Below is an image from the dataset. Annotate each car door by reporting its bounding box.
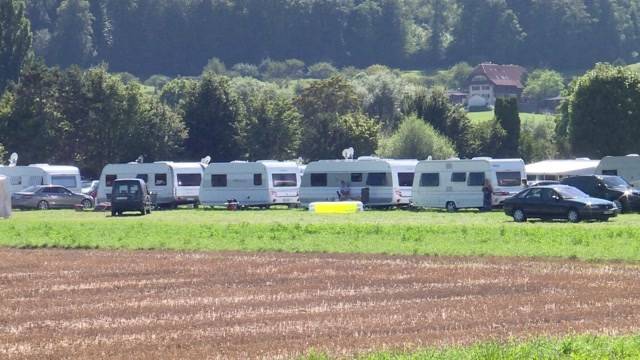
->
[540,188,565,217]
[57,187,76,208]
[43,187,62,208]
[519,188,542,215]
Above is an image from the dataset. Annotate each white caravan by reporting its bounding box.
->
[526,158,599,182]
[199,161,301,207]
[299,157,418,207]
[0,164,82,195]
[412,158,526,210]
[596,154,640,186]
[96,161,205,207]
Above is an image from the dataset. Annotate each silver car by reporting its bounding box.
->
[12,185,94,210]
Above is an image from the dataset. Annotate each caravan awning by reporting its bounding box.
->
[525,160,599,176]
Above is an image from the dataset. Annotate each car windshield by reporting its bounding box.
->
[601,176,630,188]
[556,187,589,199]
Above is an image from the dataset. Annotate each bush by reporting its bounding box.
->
[519,118,558,162]
[202,57,227,75]
[377,115,456,160]
[231,63,260,78]
[307,62,337,79]
[144,74,171,89]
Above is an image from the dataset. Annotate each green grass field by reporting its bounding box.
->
[304,335,640,359]
[467,111,554,124]
[2,209,640,262]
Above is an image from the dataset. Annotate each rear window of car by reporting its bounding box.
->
[420,173,439,187]
[177,173,201,187]
[115,183,141,195]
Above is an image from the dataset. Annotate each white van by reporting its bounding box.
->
[96,161,204,207]
[412,158,525,211]
[596,155,640,186]
[526,158,599,182]
[199,161,301,207]
[299,157,418,207]
[0,164,82,195]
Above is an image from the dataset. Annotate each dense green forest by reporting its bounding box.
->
[23,0,640,77]
[3,0,640,178]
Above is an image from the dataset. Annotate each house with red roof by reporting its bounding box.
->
[466,63,527,108]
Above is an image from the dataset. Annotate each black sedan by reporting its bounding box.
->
[503,185,617,223]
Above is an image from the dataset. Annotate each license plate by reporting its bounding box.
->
[604,210,614,214]
[116,196,128,200]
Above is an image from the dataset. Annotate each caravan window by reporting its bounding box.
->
[211,174,227,187]
[136,174,148,183]
[10,177,22,186]
[253,174,263,186]
[602,169,618,176]
[310,173,327,187]
[467,172,485,186]
[496,172,522,186]
[366,173,388,186]
[29,176,44,186]
[51,175,77,188]
[451,172,466,182]
[397,172,414,187]
[420,173,439,187]
[155,174,167,186]
[351,173,363,182]
[273,173,297,187]
[106,175,117,187]
[177,174,201,187]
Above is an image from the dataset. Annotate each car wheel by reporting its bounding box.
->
[140,209,146,216]
[567,209,581,223]
[38,200,49,210]
[445,201,457,212]
[513,209,527,223]
[81,199,93,210]
[146,208,151,215]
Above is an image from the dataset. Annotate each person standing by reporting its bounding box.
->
[482,178,493,211]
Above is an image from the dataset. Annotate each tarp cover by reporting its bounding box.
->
[0,175,11,218]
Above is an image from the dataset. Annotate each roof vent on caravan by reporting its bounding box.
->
[472,157,492,160]
[136,155,144,164]
[626,154,640,157]
[231,160,248,163]
[575,157,591,160]
[357,156,380,161]
[8,153,18,167]
[342,147,355,160]
[201,155,211,166]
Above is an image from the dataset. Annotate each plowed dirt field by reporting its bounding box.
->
[1,249,640,359]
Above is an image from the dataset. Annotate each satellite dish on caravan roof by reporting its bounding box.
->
[8,153,18,167]
[427,155,433,161]
[201,155,211,166]
[342,147,354,160]
[135,155,144,164]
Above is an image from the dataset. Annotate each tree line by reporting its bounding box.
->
[22,0,640,78]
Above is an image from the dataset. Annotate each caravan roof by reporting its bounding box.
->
[28,164,80,175]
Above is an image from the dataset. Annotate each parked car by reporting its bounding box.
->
[81,180,99,199]
[561,175,640,213]
[110,178,152,216]
[503,185,617,223]
[528,180,560,187]
[11,185,94,210]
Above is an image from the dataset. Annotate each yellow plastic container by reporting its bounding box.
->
[309,201,364,214]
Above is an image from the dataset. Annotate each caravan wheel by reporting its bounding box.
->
[445,201,457,212]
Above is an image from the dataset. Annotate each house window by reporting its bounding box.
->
[451,172,466,182]
[420,173,439,187]
[155,174,167,186]
[482,85,491,90]
[105,175,117,187]
[351,173,363,182]
[310,173,327,187]
[471,85,481,91]
[211,174,227,187]
[253,173,262,186]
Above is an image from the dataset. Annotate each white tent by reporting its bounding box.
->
[0,175,11,218]
[525,159,599,181]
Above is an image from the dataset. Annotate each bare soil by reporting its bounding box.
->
[1,249,640,359]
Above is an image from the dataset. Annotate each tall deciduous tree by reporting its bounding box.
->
[494,96,520,157]
[565,64,640,158]
[182,73,246,161]
[0,0,32,91]
[49,0,95,67]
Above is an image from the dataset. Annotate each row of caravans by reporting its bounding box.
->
[0,162,82,194]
